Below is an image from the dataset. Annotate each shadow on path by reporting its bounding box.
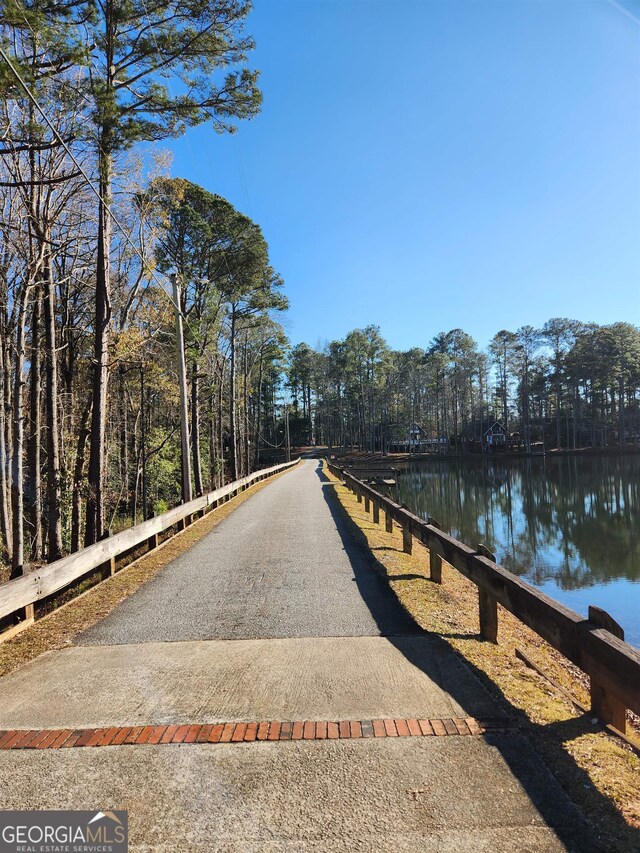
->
[316,462,635,853]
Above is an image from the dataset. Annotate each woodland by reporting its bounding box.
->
[0,1,287,579]
[288,321,640,455]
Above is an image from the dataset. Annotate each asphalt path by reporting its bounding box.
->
[78,459,418,645]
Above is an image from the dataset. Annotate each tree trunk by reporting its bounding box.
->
[191,361,203,496]
[10,282,30,578]
[243,338,249,475]
[71,396,92,553]
[27,285,43,561]
[43,253,63,560]
[229,308,238,480]
[86,144,112,545]
[0,328,11,561]
[218,357,225,486]
[254,350,263,468]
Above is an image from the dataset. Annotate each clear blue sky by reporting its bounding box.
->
[167,0,640,352]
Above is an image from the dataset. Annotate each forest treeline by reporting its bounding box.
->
[287,320,640,453]
[0,2,292,579]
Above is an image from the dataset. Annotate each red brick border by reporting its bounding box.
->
[0,718,512,750]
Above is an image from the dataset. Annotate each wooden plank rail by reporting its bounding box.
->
[326,459,640,732]
[0,459,299,632]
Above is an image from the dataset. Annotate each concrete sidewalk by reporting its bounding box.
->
[0,460,601,852]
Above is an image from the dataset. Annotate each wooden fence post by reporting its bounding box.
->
[401,504,412,554]
[356,486,362,504]
[364,493,370,513]
[101,530,116,577]
[23,565,34,623]
[373,499,380,525]
[588,606,626,732]
[428,518,442,584]
[148,512,158,552]
[385,509,393,533]
[402,525,412,554]
[476,544,498,642]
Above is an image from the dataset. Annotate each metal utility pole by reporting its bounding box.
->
[171,273,193,504]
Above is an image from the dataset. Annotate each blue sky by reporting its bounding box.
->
[168,0,640,352]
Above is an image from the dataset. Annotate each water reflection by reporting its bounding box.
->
[395,454,640,645]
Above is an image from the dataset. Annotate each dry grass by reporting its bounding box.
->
[0,470,291,679]
[324,462,640,853]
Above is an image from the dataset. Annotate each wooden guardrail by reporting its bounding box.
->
[327,459,640,734]
[0,459,300,638]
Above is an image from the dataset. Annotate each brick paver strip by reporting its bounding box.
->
[244,722,259,742]
[159,725,179,744]
[60,731,83,749]
[172,725,190,744]
[0,718,505,750]
[123,726,145,745]
[86,729,107,748]
[443,719,458,736]
[231,723,247,742]
[184,725,202,744]
[14,731,40,749]
[51,729,74,749]
[75,729,97,747]
[418,719,434,736]
[136,726,157,745]
[196,724,213,743]
[39,729,66,749]
[407,719,422,737]
[148,726,167,745]
[0,731,16,749]
[208,724,225,743]
[372,719,386,738]
[220,723,236,743]
[395,719,411,737]
[267,722,281,741]
[98,727,120,747]
[466,718,483,736]
[33,730,54,748]
[279,722,292,741]
[454,718,471,736]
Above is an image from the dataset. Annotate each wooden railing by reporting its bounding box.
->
[327,459,640,734]
[0,459,300,638]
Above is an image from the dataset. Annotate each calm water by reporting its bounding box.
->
[393,454,640,648]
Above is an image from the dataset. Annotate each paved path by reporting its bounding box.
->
[0,460,600,852]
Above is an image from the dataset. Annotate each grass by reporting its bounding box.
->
[0,469,291,679]
[323,462,640,853]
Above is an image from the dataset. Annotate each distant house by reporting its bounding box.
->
[460,420,510,453]
[388,424,446,453]
[484,421,509,450]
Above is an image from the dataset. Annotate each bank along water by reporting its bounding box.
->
[390,453,640,649]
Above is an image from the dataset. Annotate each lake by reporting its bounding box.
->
[392,453,640,648]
